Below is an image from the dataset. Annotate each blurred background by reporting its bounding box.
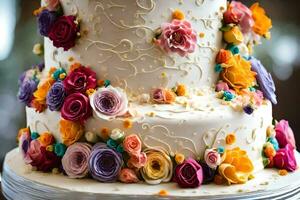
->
[0,0,299,171]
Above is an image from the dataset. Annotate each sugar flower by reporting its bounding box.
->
[63,65,97,94]
[62,142,92,178]
[89,143,123,182]
[223,1,254,34]
[18,79,38,106]
[174,158,203,188]
[59,119,84,146]
[275,120,296,149]
[33,78,55,107]
[61,92,92,123]
[273,144,297,172]
[156,19,197,57]
[250,57,277,104]
[140,148,173,185]
[119,168,140,183]
[123,134,142,156]
[18,128,32,164]
[48,15,80,51]
[223,26,244,45]
[204,149,221,169]
[250,3,272,37]
[46,81,66,111]
[127,152,147,169]
[38,9,58,37]
[44,0,60,11]
[90,86,128,120]
[152,88,176,104]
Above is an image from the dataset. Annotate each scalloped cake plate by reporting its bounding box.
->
[2,148,300,200]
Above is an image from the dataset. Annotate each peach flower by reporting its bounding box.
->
[127,152,147,169]
[123,134,142,156]
[119,168,140,183]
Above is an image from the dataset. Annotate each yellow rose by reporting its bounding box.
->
[223,26,244,45]
[140,148,173,185]
[221,55,256,92]
[33,78,55,105]
[250,3,272,37]
[59,120,84,146]
[218,147,254,184]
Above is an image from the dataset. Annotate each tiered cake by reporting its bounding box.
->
[4,0,298,197]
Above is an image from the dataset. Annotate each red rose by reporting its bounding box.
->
[48,15,79,51]
[61,92,92,124]
[63,66,97,94]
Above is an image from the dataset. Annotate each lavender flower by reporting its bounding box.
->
[90,86,128,120]
[250,57,277,104]
[46,81,66,111]
[18,79,38,106]
[38,9,58,36]
[88,143,123,182]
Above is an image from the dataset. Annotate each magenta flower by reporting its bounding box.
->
[156,19,197,57]
[273,144,297,172]
[174,158,203,188]
[275,120,296,149]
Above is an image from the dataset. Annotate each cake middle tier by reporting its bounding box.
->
[44,0,226,96]
[26,94,272,172]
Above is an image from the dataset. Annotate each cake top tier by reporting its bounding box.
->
[44,0,227,96]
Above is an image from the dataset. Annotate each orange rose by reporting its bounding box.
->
[250,3,272,37]
[218,147,254,184]
[59,119,84,146]
[33,78,55,106]
[39,132,55,147]
[176,84,187,96]
[165,90,176,104]
[216,49,233,64]
[221,55,256,92]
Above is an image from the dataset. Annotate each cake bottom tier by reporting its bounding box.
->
[26,95,273,172]
[2,148,300,200]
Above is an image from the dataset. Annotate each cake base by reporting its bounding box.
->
[2,148,300,200]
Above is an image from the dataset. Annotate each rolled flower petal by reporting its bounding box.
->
[174,158,203,188]
[275,120,296,149]
[62,143,92,178]
[140,148,173,185]
[156,19,197,57]
[90,86,128,120]
[119,168,140,183]
[89,143,123,182]
[273,144,297,172]
[61,92,92,123]
[250,57,277,104]
[204,149,221,169]
[46,81,66,111]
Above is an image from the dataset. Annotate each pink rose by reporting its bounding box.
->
[44,0,60,11]
[223,1,254,34]
[275,120,296,149]
[127,152,147,169]
[118,168,139,183]
[63,66,97,94]
[174,158,203,188]
[26,140,43,165]
[48,16,80,51]
[123,134,142,156]
[273,144,297,172]
[156,19,197,57]
[61,92,92,124]
[216,81,229,92]
[204,149,221,169]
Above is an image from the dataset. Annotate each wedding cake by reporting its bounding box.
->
[3,0,299,199]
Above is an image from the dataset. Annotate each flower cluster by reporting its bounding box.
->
[154,10,197,57]
[262,120,297,172]
[35,0,80,51]
[18,128,65,172]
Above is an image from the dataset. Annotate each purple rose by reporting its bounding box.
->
[90,86,128,120]
[38,9,58,37]
[174,158,203,188]
[200,162,216,184]
[61,92,92,124]
[275,120,296,149]
[88,143,123,182]
[18,79,38,106]
[273,144,297,172]
[250,57,277,104]
[46,81,66,111]
[62,143,92,178]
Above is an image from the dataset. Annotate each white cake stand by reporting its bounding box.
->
[2,148,300,200]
